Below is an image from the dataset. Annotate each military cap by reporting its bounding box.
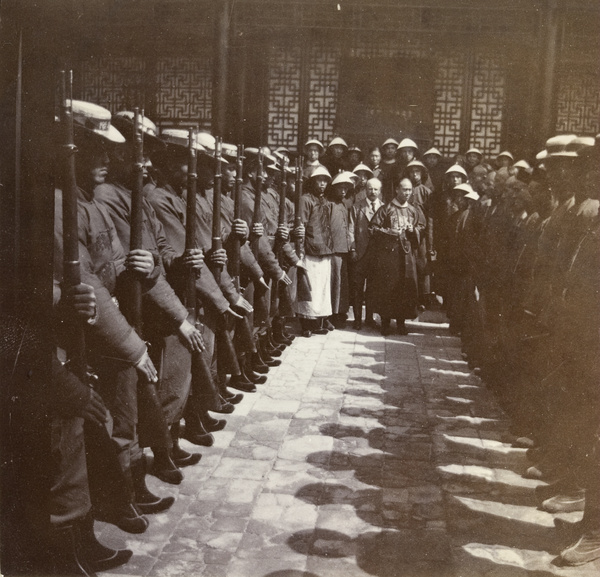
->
[540,134,578,160]
[397,138,418,150]
[331,172,355,186]
[161,128,206,152]
[423,147,442,157]
[328,136,348,149]
[274,146,291,155]
[304,138,325,153]
[560,136,595,157]
[309,165,332,180]
[244,147,276,166]
[454,183,479,201]
[71,100,125,143]
[382,137,399,148]
[406,160,427,171]
[221,142,238,160]
[496,150,514,161]
[513,159,531,170]
[348,145,362,153]
[465,147,483,157]
[352,163,373,176]
[445,164,468,177]
[113,110,164,150]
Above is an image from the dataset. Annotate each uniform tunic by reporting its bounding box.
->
[369,199,423,320]
[329,198,351,315]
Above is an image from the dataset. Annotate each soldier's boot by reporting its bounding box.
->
[252,349,270,374]
[151,447,183,485]
[48,523,96,576]
[131,456,175,515]
[79,513,133,572]
[559,529,600,566]
[258,338,282,367]
[239,353,267,384]
[266,326,287,351]
[171,423,202,468]
[272,317,294,345]
[182,402,216,446]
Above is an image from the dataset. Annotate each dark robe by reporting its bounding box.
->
[368,199,424,320]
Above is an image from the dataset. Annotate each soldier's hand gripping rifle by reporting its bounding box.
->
[130,108,171,442]
[184,129,221,411]
[294,157,312,301]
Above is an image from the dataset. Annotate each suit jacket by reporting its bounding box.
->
[349,197,383,260]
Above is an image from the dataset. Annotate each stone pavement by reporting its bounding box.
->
[99,318,600,577]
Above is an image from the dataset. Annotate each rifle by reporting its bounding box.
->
[251,151,264,259]
[229,144,244,291]
[294,156,312,302]
[185,128,221,411]
[211,137,223,283]
[129,108,171,446]
[59,70,86,379]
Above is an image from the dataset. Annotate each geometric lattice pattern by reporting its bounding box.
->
[156,57,212,129]
[307,43,340,147]
[556,70,600,135]
[468,55,505,158]
[80,57,146,113]
[267,45,301,150]
[433,55,465,156]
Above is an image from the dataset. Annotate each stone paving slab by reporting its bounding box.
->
[100,317,600,577]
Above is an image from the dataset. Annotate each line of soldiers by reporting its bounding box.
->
[442,134,599,567]
[50,100,304,576]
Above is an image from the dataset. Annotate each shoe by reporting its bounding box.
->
[245,370,267,384]
[131,457,175,514]
[353,320,362,330]
[542,490,585,514]
[324,319,335,331]
[559,530,600,566]
[228,376,257,393]
[273,333,293,346]
[95,503,149,534]
[221,387,244,404]
[213,396,235,414]
[313,328,328,335]
[48,523,96,576]
[302,330,312,338]
[535,478,571,503]
[151,449,183,485]
[182,427,215,446]
[80,514,133,572]
[264,357,282,367]
[172,444,202,468]
[513,436,535,449]
[252,353,269,374]
[201,413,227,432]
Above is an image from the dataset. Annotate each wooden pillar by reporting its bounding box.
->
[539,0,561,140]
[212,0,231,138]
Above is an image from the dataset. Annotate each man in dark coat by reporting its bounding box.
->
[369,177,424,335]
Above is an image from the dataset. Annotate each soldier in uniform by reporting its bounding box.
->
[303,138,325,180]
[367,146,382,180]
[379,137,400,204]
